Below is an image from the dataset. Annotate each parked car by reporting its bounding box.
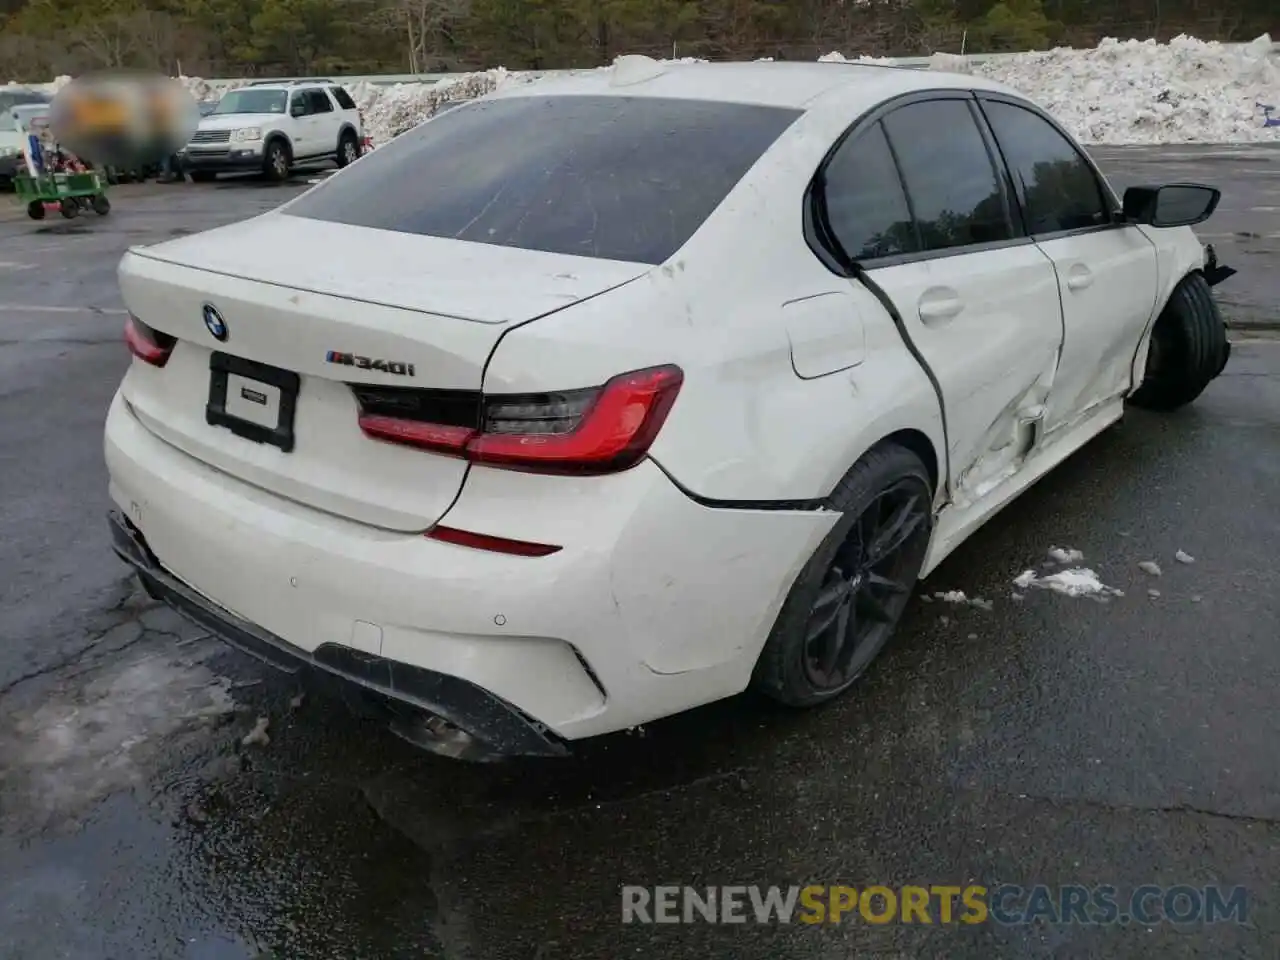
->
[179,79,362,182]
[105,58,1233,761]
[0,89,50,189]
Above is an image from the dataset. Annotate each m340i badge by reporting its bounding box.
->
[325,351,416,376]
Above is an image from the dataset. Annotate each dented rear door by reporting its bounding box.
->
[865,246,1064,500]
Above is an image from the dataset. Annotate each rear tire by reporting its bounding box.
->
[336,130,360,168]
[59,198,78,219]
[1129,272,1228,411]
[752,444,933,707]
[91,193,110,215]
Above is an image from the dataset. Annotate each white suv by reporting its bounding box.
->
[182,80,362,182]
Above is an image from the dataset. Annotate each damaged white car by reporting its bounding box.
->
[104,56,1233,760]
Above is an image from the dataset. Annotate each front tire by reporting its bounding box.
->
[1129,273,1228,411]
[752,444,933,707]
[263,140,291,182]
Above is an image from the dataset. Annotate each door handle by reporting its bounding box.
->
[1066,264,1093,291]
[917,289,963,324]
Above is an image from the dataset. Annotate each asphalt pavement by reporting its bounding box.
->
[0,151,1277,960]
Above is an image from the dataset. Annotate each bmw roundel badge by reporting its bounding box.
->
[202,303,228,342]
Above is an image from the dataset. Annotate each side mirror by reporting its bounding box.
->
[290,102,306,117]
[1123,183,1220,228]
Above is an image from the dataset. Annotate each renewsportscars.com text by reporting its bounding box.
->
[621,884,1249,926]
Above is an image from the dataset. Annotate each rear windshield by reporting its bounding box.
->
[284,95,801,264]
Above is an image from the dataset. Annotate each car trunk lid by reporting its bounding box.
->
[117,215,648,531]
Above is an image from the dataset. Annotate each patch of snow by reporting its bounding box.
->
[936,590,968,603]
[1191,594,1203,603]
[241,715,271,747]
[1014,567,1125,598]
[1148,588,1162,598]
[1048,546,1085,563]
[1138,560,1163,576]
[1175,549,1196,564]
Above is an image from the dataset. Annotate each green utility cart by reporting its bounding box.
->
[14,170,111,220]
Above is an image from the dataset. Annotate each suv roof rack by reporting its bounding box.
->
[247,78,335,86]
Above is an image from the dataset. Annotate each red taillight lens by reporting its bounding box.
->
[356,415,472,454]
[426,525,562,557]
[470,365,683,474]
[355,365,683,476]
[124,314,176,367]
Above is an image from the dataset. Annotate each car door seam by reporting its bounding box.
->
[852,266,952,502]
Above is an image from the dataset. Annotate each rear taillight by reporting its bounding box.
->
[356,365,683,475]
[124,314,176,367]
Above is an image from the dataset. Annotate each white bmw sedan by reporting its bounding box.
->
[105,57,1233,760]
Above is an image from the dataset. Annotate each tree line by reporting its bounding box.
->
[0,0,1272,83]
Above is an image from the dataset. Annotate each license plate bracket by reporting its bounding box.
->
[206,352,300,452]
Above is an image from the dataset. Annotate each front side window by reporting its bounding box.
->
[882,99,1013,252]
[981,100,1110,234]
[820,121,919,261]
[284,95,801,264]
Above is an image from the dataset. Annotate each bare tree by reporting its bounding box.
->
[381,0,471,72]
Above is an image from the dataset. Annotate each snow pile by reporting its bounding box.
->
[357,68,521,143]
[17,33,1277,147]
[938,33,1280,144]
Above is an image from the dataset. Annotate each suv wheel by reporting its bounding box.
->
[263,140,291,182]
[336,130,360,168]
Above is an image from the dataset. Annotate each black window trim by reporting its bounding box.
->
[974,91,1125,243]
[804,88,1036,277]
[329,85,357,111]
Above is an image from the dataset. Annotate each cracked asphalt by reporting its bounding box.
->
[1,151,1278,960]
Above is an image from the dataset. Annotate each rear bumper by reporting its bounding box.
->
[108,509,567,757]
[104,388,835,749]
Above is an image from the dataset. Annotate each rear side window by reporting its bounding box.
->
[330,86,357,110]
[981,100,1110,234]
[285,95,801,264]
[821,122,918,261]
[305,90,333,113]
[882,99,1013,252]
